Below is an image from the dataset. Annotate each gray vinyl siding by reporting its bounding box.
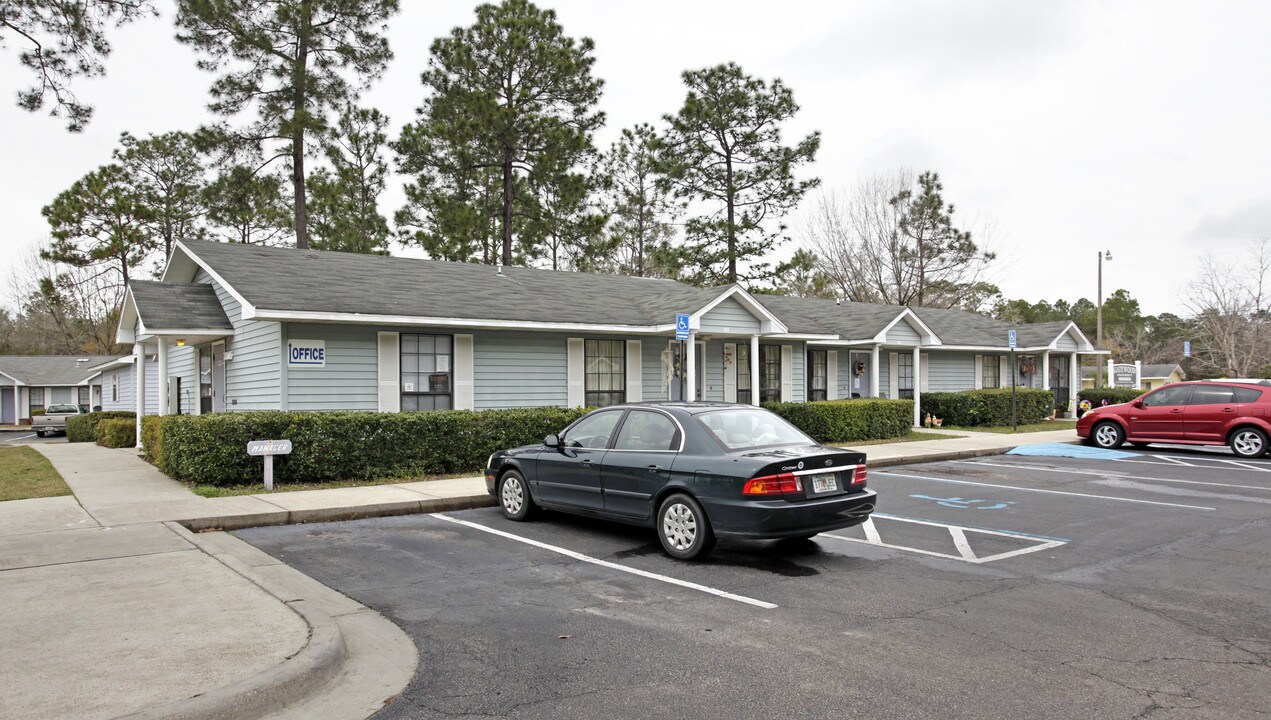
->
[697,297,761,335]
[285,324,379,411]
[643,339,670,402]
[194,269,281,411]
[1055,333,1078,351]
[701,339,724,401]
[102,361,159,413]
[474,330,568,409]
[168,345,198,415]
[879,354,892,397]
[789,342,806,403]
[925,352,977,392]
[885,320,922,345]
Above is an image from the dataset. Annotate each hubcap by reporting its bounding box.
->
[1234,432,1263,456]
[1095,424,1119,447]
[662,503,697,551]
[501,477,524,514]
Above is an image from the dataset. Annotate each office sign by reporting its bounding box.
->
[287,340,325,368]
[675,313,690,341]
[1113,364,1138,389]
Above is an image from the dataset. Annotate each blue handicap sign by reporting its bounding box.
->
[675,313,690,340]
[1008,329,1017,349]
[910,494,1017,510]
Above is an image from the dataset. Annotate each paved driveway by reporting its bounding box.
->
[239,452,1271,719]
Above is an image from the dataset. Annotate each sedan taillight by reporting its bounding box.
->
[743,472,803,496]
[851,465,867,489]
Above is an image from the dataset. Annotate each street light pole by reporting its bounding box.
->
[1096,249,1112,387]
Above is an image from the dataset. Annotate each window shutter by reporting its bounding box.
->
[454,334,474,410]
[974,355,984,389]
[626,340,642,402]
[780,345,793,402]
[827,350,838,401]
[889,352,899,400]
[1000,356,1011,387]
[377,332,400,412]
[920,353,930,392]
[567,338,585,408]
[723,343,737,403]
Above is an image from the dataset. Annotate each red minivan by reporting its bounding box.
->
[1076,380,1271,458]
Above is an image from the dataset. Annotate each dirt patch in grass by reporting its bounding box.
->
[0,446,72,502]
[189,472,479,498]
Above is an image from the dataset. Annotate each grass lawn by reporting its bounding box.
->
[941,420,1078,434]
[189,471,479,498]
[0,446,73,502]
[834,431,963,447]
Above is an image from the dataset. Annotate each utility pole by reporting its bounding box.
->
[1096,249,1113,387]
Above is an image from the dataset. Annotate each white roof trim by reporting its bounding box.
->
[251,309,686,334]
[1047,321,1095,352]
[0,369,23,386]
[689,286,788,334]
[874,308,942,346]
[115,285,139,344]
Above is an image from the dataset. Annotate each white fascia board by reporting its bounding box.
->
[115,287,139,344]
[0,369,24,386]
[1048,321,1095,351]
[250,308,670,335]
[775,334,847,342]
[689,286,789,334]
[170,241,258,318]
[144,328,234,336]
[874,308,943,346]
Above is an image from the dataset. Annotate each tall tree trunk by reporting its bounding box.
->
[501,146,513,266]
[292,2,311,249]
[725,154,736,284]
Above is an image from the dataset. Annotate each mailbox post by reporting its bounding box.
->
[247,439,292,491]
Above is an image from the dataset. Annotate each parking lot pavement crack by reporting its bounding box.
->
[1091,587,1270,665]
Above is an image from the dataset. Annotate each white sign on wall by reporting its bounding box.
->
[287,340,326,368]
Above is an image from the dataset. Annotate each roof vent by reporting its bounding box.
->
[496,260,504,277]
[835,297,841,306]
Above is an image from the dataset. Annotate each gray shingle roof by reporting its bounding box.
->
[130,280,233,331]
[1141,363,1184,379]
[755,295,904,338]
[0,355,125,385]
[183,240,728,326]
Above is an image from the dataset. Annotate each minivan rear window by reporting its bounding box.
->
[1234,387,1264,403]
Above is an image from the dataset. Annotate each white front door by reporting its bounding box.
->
[212,342,227,413]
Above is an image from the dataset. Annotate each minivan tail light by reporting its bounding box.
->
[743,472,803,496]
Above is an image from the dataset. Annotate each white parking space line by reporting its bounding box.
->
[5,434,35,443]
[822,515,1067,565]
[877,469,1216,511]
[430,513,779,610]
[1213,459,1271,472]
[958,460,1271,492]
[1117,455,1271,473]
[1154,455,1195,467]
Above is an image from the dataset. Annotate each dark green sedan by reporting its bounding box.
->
[485,402,876,560]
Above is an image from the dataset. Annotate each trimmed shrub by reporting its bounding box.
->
[1078,388,1147,406]
[921,388,1055,427]
[156,407,591,486]
[67,411,136,443]
[30,408,45,416]
[140,415,173,466]
[761,399,914,443]
[95,418,136,448]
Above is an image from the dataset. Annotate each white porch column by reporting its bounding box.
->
[134,343,146,449]
[1041,351,1050,391]
[1070,352,1079,414]
[750,335,760,406]
[1107,358,1115,388]
[912,346,922,427]
[685,331,697,402]
[1135,360,1142,390]
[156,338,169,416]
[870,344,881,398]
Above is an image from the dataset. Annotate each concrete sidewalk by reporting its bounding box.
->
[0,427,1076,719]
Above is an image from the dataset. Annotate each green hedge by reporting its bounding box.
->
[153,407,591,486]
[95,418,136,448]
[68,411,136,443]
[141,415,166,466]
[1078,388,1147,406]
[920,388,1055,427]
[761,399,914,443]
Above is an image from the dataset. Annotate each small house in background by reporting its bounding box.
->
[0,355,121,424]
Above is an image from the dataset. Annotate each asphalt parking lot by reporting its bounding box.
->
[2,431,66,445]
[239,446,1271,719]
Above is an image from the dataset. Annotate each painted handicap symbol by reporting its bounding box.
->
[910,494,1017,510]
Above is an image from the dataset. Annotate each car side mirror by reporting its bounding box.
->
[544,434,560,449]
[1132,399,1144,408]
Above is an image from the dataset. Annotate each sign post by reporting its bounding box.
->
[247,439,292,491]
[1008,329,1018,431]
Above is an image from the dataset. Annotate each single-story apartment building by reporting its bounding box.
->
[114,240,1108,442]
[0,355,122,424]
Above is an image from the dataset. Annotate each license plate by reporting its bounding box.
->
[810,473,838,493]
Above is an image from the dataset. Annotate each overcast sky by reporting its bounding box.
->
[3,0,1270,316]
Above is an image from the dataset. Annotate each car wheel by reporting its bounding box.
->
[1229,427,1268,458]
[1091,421,1124,449]
[656,493,716,560]
[35,431,44,438]
[498,470,535,521]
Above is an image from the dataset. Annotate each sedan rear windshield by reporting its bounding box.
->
[695,408,814,451]
[45,404,78,414]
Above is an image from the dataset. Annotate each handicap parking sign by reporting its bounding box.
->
[675,313,690,340]
[1008,329,1017,349]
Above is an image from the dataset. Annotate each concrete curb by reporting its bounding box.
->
[114,523,349,720]
[868,440,1079,469]
[178,494,496,533]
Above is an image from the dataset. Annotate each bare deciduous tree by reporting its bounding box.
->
[803,170,999,310]
[1185,239,1271,377]
[5,240,122,354]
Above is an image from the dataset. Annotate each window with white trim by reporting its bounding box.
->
[585,339,625,408]
[401,334,453,411]
[759,345,781,403]
[29,387,45,414]
[737,344,752,404]
[981,356,1000,389]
